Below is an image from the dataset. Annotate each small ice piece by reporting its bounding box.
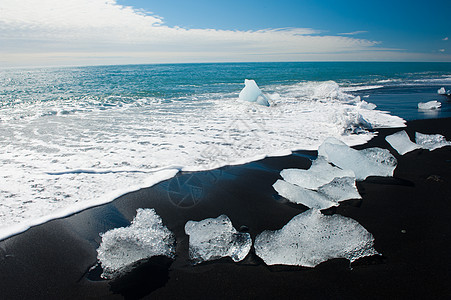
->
[273,179,338,210]
[184,215,252,264]
[415,132,451,151]
[385,130,421,155]
[238,79,270,106]
[418,100,441,110]
[281,157,355,190]
[318,137,397,180]
[317,177,362,203]
[437,87,446,95]
[255,209,379,267]
[96,208,176,279]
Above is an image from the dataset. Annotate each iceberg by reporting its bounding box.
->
[437,87,446,95]
[238,79,270,106]
[418,100,441,110]
[385,130,421,155]
[254,209,379,267]
[281,157,355,190]
[415,132,451,151]
[184,215,252,264]
[96,208,176,279]
[318,138,397,180]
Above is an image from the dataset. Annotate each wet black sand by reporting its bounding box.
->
[0,118,450,299]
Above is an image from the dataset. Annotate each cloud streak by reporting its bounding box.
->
[339,31,368,36]
[0,0,399,66]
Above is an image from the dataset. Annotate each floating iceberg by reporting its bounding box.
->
[418,100,441,110]
[437,87,446,95]
[97,208,176,279]
[385,130,421,155]
[281,157,355,190]
[238,79,270,106]
[273,179,338,210]
[318,138,397,180]
[254,209,379,267]
[415,132,451,151]
[184,215,252,264]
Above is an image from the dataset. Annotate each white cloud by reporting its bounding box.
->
[443,37,449,41]
[0,0,394,66]
[338,31,368,36]
[439,49,446,52]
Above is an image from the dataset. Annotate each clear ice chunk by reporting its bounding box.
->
[418,100,441,110]
[96,208,176,279]
[385,130,421,155]
[281,157,355,190]
[318,137,397,180]
[184,215,252,264]
[238,79,270,106]
[437,87,446,95]
[273,179,339,210]
[317,177,362,203]
[254,209,379,267]
[415,132,451,151]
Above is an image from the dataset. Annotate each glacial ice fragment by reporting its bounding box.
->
[418,100,441,110]
[273,179,338,210]
[96,208,176,279]
[318,137,397,180]
[238,79,270,106]
[184,215,252,264]
[281,157,355,190]
[385,130,421,155]
[415,132,451,151]
[273,176,361,209]
[437,87,446,95]
[254,209,379,267]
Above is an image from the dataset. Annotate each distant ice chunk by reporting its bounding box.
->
[254,209,379,267]
[318,138,397,180]
[97,208,176,279]
[415,132,451,151]
[418,100,441,110]
[281,157,355,190]
[437,87,446,95]
[385,130,421,155]
[238,79,270,106]
[185,215,252,264]
[273,179,338,210]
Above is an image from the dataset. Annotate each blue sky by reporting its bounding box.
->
[0,0,449,67]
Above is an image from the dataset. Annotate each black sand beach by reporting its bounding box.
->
[1,118,451,299]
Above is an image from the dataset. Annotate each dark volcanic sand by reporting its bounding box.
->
[0,118,450,299]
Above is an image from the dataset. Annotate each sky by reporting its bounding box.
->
[0,0,450,67]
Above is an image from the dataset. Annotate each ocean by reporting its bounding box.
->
[1,62,450,238]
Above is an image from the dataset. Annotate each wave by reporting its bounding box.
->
[0,79,405,240]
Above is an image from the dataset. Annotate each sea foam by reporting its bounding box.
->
[0,73,405,239]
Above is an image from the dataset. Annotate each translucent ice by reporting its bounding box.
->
[437,87,446,94]
[385,130,421,155]
[184,215,252,264]
[273,179,338,209]
[281,157,355,190]
[317,177,362,203]
[418,100,441,110]
[97,208,175,279]
[415,132,451,151]
[318,137,397,180]
[238,79,270,106]
[254,209,379,267]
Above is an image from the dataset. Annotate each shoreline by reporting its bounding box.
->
[0,117,450,299]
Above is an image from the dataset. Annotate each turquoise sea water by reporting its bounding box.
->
[0,62,450,236]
